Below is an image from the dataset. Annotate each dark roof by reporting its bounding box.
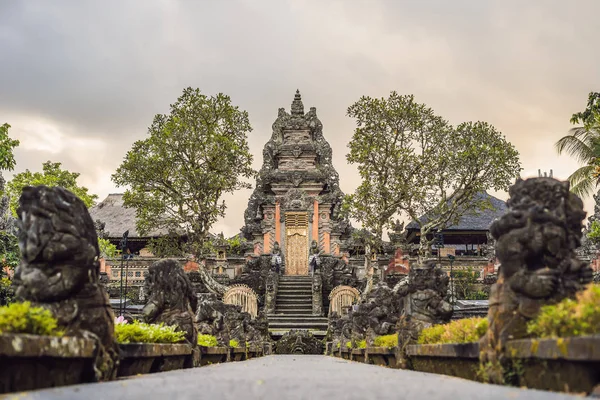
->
[406,192,507,232]
[89,194,169,238]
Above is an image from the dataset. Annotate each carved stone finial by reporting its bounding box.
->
[291,89,304,116]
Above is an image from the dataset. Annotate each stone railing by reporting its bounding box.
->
[328,285,360,316]
[223,284,259,317]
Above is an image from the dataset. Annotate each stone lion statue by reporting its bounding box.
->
[14,185,119,381]
[142,259,198,346]
[479,177,593,383]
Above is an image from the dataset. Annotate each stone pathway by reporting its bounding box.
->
[8,356,584,400]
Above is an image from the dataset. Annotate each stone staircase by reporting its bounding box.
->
[268,276,328,338]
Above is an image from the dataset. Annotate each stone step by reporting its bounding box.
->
[279,278,312,282]
[268,316,328,323]
[276,298,312,305]
[274,307,313,314]
[277,293,313,299]
[277,284,312,288]
[268,321,329,330]
[277,289,312,293]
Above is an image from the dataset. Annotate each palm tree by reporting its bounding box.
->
[555,92,600,198]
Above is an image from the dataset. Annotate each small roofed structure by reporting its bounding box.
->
[405,192,507,256]
[89,194,172,254]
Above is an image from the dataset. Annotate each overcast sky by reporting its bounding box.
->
[1,0,599,237]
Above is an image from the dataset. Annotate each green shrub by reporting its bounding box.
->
[418,317,488,344]
[373,334,398,349]
[0,301,63,336]
[114,321,186,344]
[527,284,600,338]
[345,341,352,349]
[229,339,239,348]
[197,334,218,347]
[356,339,366,349]
[417,324,445,344]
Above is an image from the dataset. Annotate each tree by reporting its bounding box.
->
[111,87,255,259]
[6,161,98,216]
[0,123,20,173]
[555,92,600,198]
[344,92,521,259]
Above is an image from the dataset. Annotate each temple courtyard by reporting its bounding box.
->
[10,356,584,400]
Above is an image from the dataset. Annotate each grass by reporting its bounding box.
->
[114,321,186,344]
[418,317,488,345]
[527,284,600,338]
[0,301,63,336]
[197,334,218,347]
[373,334,398,349]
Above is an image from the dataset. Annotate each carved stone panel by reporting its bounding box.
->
[285,212,309,276]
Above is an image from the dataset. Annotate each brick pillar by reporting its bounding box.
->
[312,200,319,243]
[275,202,281,245]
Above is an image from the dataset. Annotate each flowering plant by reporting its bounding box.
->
[114,315,128,325]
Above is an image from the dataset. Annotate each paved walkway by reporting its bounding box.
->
[8,356,584,400]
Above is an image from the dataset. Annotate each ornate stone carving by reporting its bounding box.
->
[195,293,269,346]
[142,259,198,346]
[270,241,283,273]
[308,239,321,273]
[479,177,593,383]
[275,329,323,354]
[14,186,119,381]
[312,272,323,316]
[264,271,279,314]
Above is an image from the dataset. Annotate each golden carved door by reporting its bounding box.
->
[285,212,309,275]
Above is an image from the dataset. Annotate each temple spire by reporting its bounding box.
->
[291,89,304,116]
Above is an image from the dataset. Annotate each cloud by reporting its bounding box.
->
[1,0,599,236]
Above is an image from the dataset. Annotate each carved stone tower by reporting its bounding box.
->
[241,90,351,275]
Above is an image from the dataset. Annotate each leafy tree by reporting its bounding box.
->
[344,92,521,259]
[112,87,255,260]
[0,123,20,173]
[98,238,118,259]
[555,92,600,197]
[6,161,98,216]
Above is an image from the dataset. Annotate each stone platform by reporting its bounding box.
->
[12,356,582,400]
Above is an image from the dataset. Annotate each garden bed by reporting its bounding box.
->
[406,336,600,394]
[118,343,193,377]
[230,347,246,362]
[246,346,263,359]
[198,346,229,366]
[406,342,480,381]
[365,347,398,368]
[351,348,366,363]
[505,335,600,394]
[0,333,96,394]
[340,347,351,360]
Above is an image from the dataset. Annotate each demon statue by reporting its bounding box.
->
[479,177,593,383]
[13,186,119,381]
[347,282,404,345]
[271,241,283,274]
[395,260,453,366]
[309,240,321,274]
[142,259,198,346]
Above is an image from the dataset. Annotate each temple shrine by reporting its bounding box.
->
[240,90,352,275]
